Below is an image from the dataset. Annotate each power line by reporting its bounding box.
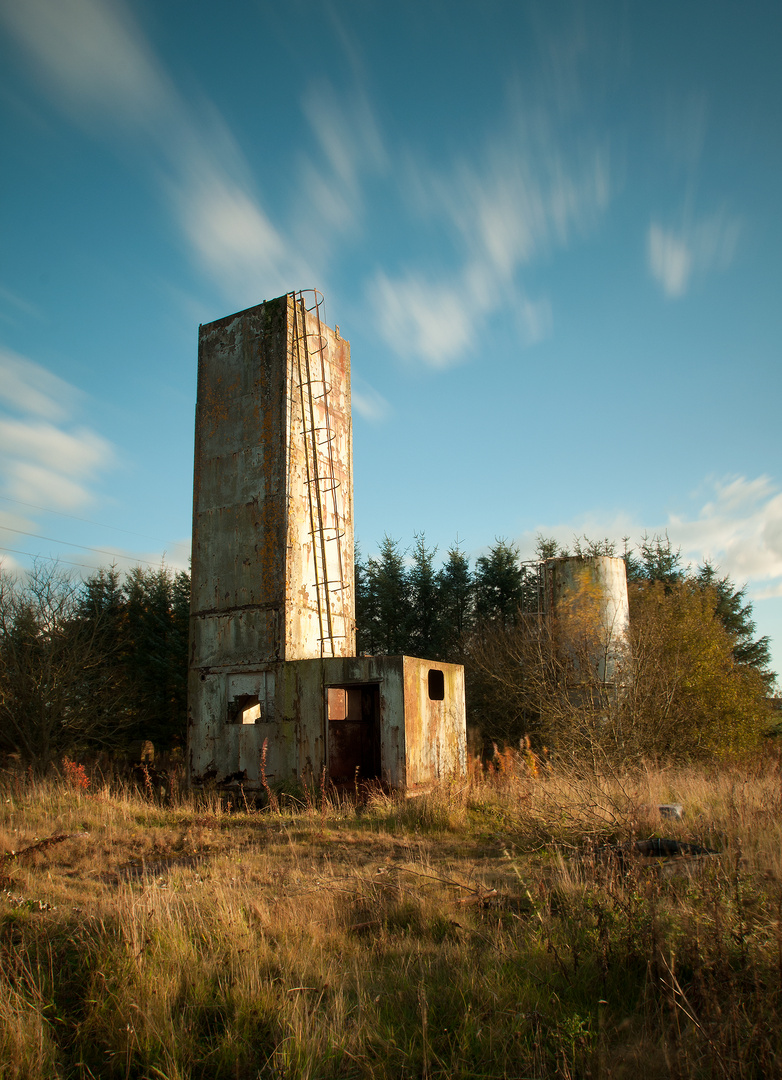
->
[0,543,187,575]
[0,525,187,570]
[0,544,120,574]
[0,493,189,549]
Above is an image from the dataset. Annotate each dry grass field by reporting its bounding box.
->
[2,755,782,1079]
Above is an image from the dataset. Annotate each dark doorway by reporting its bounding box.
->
[327,684,381,785]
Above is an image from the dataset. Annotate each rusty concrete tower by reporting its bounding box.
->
[188,291,466,791]
[190,290,354,674]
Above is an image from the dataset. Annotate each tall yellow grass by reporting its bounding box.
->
[2,753,782,1078]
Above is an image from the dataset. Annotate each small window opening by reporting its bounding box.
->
[428,669,445,701]
[228,695,262,724]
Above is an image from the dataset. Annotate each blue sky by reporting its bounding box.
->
[1,0,781,675]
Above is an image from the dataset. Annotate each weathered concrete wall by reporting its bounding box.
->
[284,299,354,659]
[192,300,289,667]
[190,294,354,671]
[403,658,467,788]
[281,656,404,788]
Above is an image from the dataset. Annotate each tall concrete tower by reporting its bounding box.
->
[188,291,466,791]
[190,290,354,672]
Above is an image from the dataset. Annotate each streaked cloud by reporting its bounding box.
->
[371,271,477,370]
[4,462,100,512]
[668,475,782,591]
[0,419,110,477]
[647,211,741,298]
[0,0,312,302]
[0,0,169,128]
[0,347,76,422]
[371,109,611,368]
[301,83,386,232]
[169,159,307,303]
[351,379,390,423]
[0,503,37,571]
[663,91,709,172]
[0,285,44,324]
[1,0,609,366]
[0,350,115,513]
[647,225,693,298]
[514,293,553,346]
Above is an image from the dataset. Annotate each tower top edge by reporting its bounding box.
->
[199,290,335,336]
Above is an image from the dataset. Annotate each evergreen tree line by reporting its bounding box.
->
[356,534,546,660]
[0,562,189,771]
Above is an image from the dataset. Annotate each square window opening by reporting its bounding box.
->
[228,695,263,724]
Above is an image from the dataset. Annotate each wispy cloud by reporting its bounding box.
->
[300,83,386,234]
[168,157,308,303]
[440,132,611,269]
[0,0,169,128]
[514,294,553,346]
[369,108,611,368]
[0,349,114,512]
[1,0,609,362]
[351,379,390,423]
[0,0,397,308]
[668,475,782,593]
[372,271,478,370]
[647,225,692,298]
[0,419,109,477]
[0,347,76,422]
[648,211,741,298]
[4,461,104,512]
[0,285,44,324]
[663,91,709,172]
[0,0,315,303]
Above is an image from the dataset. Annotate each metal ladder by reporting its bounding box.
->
[290,289,348,656]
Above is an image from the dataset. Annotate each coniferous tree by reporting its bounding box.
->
[696,562,774,680]
[75,565,130,741]
[534,536,564,561]
[625,533,684,587]
[365,535,410,654]
[168,570,191,740]
[351,528,776,758]
[474,539,525,626]
[407,533,442,658]
[121,566,189,750]
[438,543,474,660]
[0,563,129,770]
[354,543,373,654]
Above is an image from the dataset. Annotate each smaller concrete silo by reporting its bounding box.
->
[544,556,630,691]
